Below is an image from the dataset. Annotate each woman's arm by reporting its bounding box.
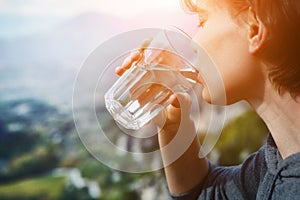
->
[116,47,209,197]
[156,94,209,196]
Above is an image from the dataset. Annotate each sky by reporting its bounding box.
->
[0,0,181,17]
[0,0,185,38]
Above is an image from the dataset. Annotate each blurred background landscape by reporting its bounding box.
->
[0,0,269,199]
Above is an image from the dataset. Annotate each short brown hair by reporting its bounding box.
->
[181,0,300,96]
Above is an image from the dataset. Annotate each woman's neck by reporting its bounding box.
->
[249,81,300,159]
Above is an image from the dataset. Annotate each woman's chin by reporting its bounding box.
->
[202,88,229,106]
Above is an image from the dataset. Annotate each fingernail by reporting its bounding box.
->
[170,94,180,108]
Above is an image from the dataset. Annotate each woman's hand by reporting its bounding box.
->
[115,39,151,76]
[115,41,208,195]
[115,39,195,128]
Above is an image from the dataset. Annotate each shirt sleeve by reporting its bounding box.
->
[168,145,267,200]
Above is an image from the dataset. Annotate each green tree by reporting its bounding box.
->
[4,143,60,180]
[213,109,269,166]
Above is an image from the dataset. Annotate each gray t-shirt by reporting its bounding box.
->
[170,134,300,199]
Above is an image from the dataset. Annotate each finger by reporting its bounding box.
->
[130,51,141,62]
[153,108,167,129]
[139,38,152,53]
[115,38,151,76]
[115,52,141,76]
[167,93,192,124]
[153,92,192,129]
[124,51,141,70]
[169,94,180,108]
[115,66,126,76]
[179,70,201,83]
[170,93,191,108]
[122,55,134,69]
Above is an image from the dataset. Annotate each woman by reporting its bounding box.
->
[117,0,300,199]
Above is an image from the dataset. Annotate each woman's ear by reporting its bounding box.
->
[248,7,269,54]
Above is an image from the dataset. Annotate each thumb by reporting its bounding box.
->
[153,92,192,128]
[166,93,192,124]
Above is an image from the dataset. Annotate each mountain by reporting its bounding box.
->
[0,12,125,105]
[0,12,124,64]
[0,10,197,106]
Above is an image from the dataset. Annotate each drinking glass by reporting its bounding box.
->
[104,27,199,130]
